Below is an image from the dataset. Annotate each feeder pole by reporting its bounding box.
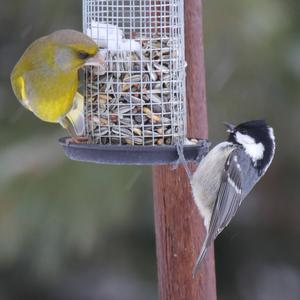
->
[152,0,217,299]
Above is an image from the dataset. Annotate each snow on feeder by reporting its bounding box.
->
[60,0,209,165]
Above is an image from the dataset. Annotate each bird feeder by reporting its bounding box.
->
[60,0,209,165]
[60,1,216,299]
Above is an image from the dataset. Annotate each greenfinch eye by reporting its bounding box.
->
[78,51,91,60]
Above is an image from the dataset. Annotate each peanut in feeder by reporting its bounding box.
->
[60,0,210,165]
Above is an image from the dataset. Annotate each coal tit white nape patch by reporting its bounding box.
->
[191,120,275,276]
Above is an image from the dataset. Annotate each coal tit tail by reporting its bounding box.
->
[192,235,210,277]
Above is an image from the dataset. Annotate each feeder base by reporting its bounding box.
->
[59,138,210,165]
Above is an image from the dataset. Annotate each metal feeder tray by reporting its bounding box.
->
[59,138,210,166]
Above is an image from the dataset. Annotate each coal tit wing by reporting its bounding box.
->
[193,146,262,275]
[206,149,242,246]
[207,147,258,245]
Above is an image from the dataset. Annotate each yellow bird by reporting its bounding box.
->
[11,29,105,141]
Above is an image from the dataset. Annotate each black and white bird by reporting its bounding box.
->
[191,120,275,276]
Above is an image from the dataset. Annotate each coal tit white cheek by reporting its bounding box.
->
[191,120,275,276]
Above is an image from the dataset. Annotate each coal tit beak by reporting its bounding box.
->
[223,122,235,133]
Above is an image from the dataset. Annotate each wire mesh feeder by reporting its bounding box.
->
[60,0,210,165]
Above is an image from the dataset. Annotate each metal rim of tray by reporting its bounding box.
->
[59,137,210,165]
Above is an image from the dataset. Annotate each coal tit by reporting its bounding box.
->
[191,120,275,276]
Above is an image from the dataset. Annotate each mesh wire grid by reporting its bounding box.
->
[83,0,186,146]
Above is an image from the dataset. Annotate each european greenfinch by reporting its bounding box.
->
[10,29,105,141]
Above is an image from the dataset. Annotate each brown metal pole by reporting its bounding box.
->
[152,0,217,299]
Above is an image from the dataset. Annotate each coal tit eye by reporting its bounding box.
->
[78,51,90,60]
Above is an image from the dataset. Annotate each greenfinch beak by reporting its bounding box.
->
[83,51,106,75]
[84,51,105,66]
